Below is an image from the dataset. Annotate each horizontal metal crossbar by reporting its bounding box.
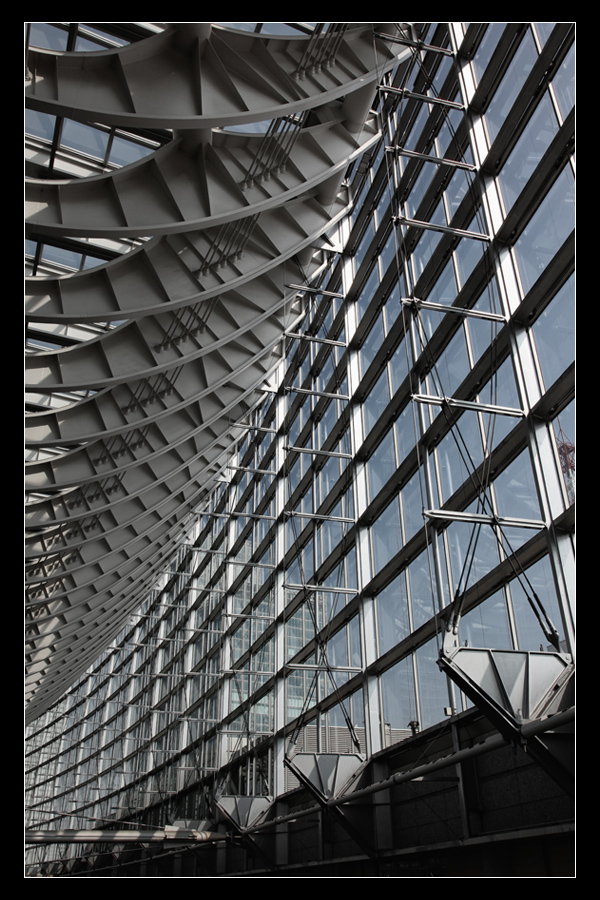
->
[187,585,226,592]
[374,33,454,56]
[228,422,277,435]
[219,729,274,735]
[283,584,357,594]
[401,297,506,322]
[223,669,274,676]
[222,612,274,620]
[386,145,476,170]
[411,393,524,417]
[227,465,277,475]
[285,283,345,298]
[285,332,346,347]
[424,509,546,529]
[203,511,277,520]
[285,510,354,523]
[284,386,349,400]
[285,444,352,458]
[379,85,464,109]
[394,215,490,241]
[285,663,361,671]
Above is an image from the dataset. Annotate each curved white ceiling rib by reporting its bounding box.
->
[25,22,410,722]
[26,119,377,239]
[25,23,401,129]
[26,193,351,322]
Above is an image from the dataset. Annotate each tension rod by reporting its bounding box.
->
[285,283,345,298]
[379,85,464,109]
[386,145,476,171]
[285,444,352,459]
[401,297,506,322]
[285,332,346,347]
[373,33,454,56]
[393,215,490,241]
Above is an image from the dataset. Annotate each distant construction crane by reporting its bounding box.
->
[556,419,575,502]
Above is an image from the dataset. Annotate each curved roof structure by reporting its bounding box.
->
[25,22,411,721]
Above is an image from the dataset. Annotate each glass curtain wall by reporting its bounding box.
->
[25,22,574,874]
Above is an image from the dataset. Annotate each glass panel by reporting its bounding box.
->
[412,204,444,280]
[76,25,129,47]
[446,517,501,596]
[360,313,385,374]
[349,615,361,667]
[286,670,317,722]
[405,164,435,218]
[322,547,357,590]
[394,402,417,465]
[480,357,522,450]
[317,453,342,506]
[461,588,514,649]
[61,119,110,160]
[426,259,457,306]
[431,50,454,93]
[25,109,56,141]
[29,22,69,50]
[380,655,418,734]
[363,368,391,436]
[383,281,403,332]
[551,42,575,120]
[257,23,311,35]
[533,23,555,47]
[493,450,542,553]
[531,275,575,390]
[75,35,112,51]
[367,428,396,501]
[401,101,430,153]
[484,29,538,144]
[379,228,397,277]
[326,626,351,688]
[436,413,482,504]
[371,498,402,575]
[109,135,157,166]
[416,639,450,729]
[317,517,345,569]
[436,101,468,158]
[401,469,423,543]
[466,286,504,363]
[445,166,472,220]
[354,218,377,270]
[389,336,410,394]
[513,165,574,296]
[407,550,436,630]
[472,24,505,83]
[497,91,560,214]
[217,23,260,31]
[432,325,470,396]
[377,571,410,655]
[40,244,82,270]
[356,265,380,318]
[454,215,488,286]
[509,555,564,651]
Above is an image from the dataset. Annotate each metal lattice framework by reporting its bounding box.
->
[25,23,412,722]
